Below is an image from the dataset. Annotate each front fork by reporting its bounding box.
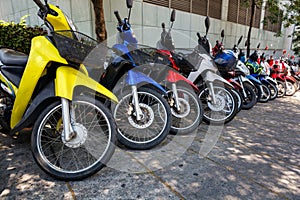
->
[207,82,217,104]
[238,76,247,98]
[61,98,75,142]
[131,85,144,121]
[171,83,181,112]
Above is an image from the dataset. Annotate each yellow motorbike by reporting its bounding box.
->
[0,0,118,180]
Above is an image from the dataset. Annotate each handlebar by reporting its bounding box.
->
[114,11,123,25]
[33,0,47,11]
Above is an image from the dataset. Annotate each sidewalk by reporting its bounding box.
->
[1,91,299,199]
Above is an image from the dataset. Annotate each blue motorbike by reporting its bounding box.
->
[99,0,172,150]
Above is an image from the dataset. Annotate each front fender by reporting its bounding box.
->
[204,70,234,88]
[240,76,255,87]
[246,75,262,85]
[126,70,167,93]
[56,66,118,103]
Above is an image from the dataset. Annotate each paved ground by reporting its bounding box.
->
[0,91,299,200]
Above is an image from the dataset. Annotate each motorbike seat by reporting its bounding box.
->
[0,48,28,66]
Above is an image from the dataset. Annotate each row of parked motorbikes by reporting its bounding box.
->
[0,0,299,181]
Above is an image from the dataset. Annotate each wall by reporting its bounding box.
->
[0,0,291,55]
[0,0,94,37]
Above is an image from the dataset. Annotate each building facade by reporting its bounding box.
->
[0,0,295,56]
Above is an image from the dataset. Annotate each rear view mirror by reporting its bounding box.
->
[205,16,210,36]
[257,43,261,49]
[221,29,225,38]
[126,0,133,8]
[170,9,176,22]
[237,36,243,46]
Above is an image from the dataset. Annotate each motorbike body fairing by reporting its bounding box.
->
[0,35,117,132]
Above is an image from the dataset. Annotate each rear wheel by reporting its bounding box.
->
[31,96,116,181]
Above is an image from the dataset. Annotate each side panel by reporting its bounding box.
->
[55,66,118,103]
[10,36,68,128]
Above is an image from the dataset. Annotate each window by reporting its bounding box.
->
[143,0,222,20]
[227,0,238,23]
[171,0,191,12]
[263,5,282,33]
[192,0,207,16]
[208,0,222,19]
[143,0,169,8]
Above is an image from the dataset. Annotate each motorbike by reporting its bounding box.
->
[125,10,203,134]
[269,59,298,96]
[99,0,172,149]
[257,54,278,100]
[156,14,238,124]
[0,0,119,181]
[244,50,272,103]
[213,33,257,110]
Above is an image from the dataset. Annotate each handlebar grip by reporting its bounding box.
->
[114,11,123,25]
[33,0,47,10]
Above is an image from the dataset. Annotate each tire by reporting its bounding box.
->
[113,86,172,149]
[276,80,286,97]
[230,88,242,112]
[267,83,278,100]
[285,81,297,96]
[199,84,238,125]
[240,82,257,110]
[257,84,271,103]
[31,96,116,181]
[167,85,203,134]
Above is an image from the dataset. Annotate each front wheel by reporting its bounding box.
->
[199,84,238,124]
[240,82,257,110]
[257,84,271,103]
[276,80,286,97]
[113,86,172,150]
[230,88,242,112]
[285,81,297,96]
[267,83,278,100]
[31,96,116,181]
[167,85,203,134]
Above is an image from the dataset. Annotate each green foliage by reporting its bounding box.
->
[0,15,45,54]
[281,0,300,56]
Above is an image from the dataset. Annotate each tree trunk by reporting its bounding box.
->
[91,0,107,43]
[247,0,256,57]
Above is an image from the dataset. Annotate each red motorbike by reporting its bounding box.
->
[269,59,298,96]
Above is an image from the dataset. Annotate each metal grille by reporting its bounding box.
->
[208,0,222,19]
[143,0,169,8]
[263,5,282,33]
[227,0,238,23]
[192,0,207,16]
[253,6,261,28]
[238,6,248,25]
[171,0,191,12]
